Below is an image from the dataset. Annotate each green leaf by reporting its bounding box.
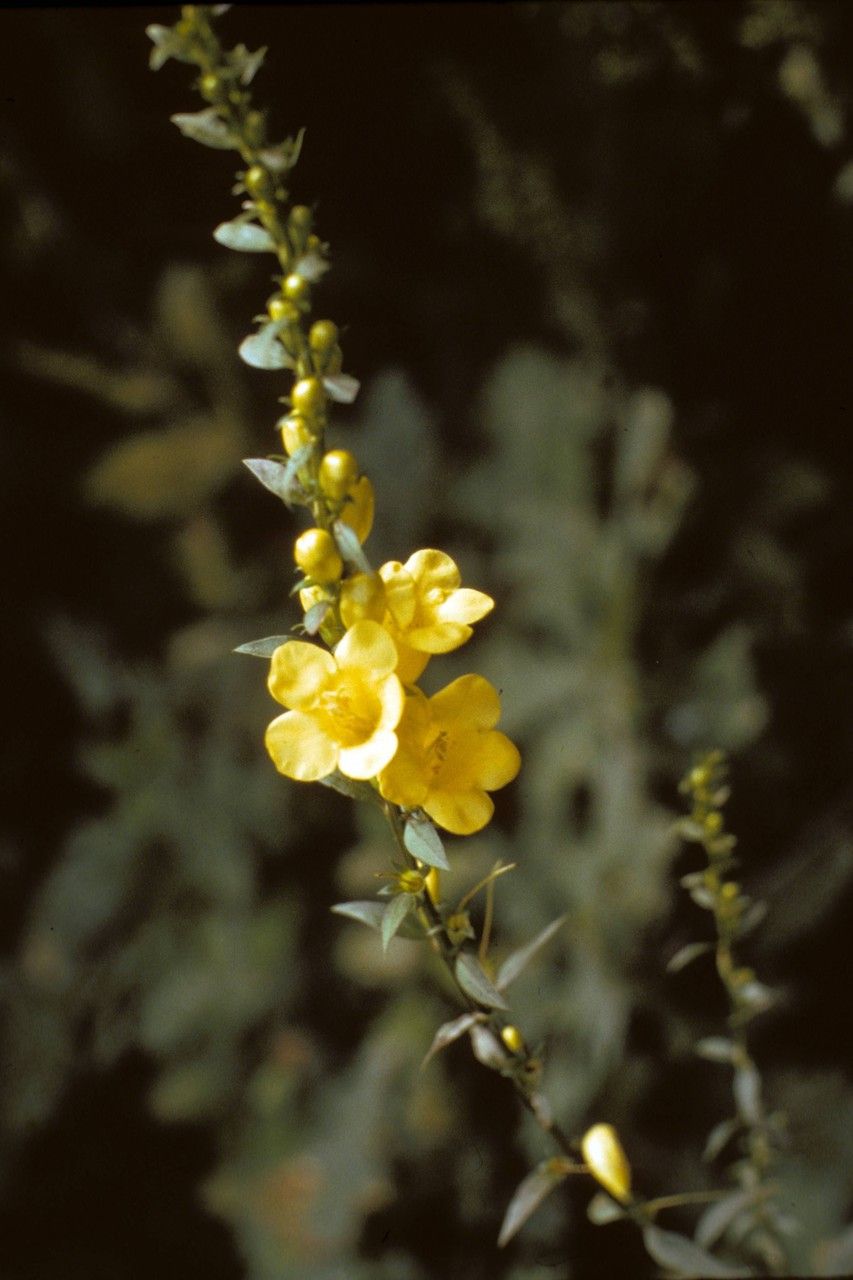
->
[421,1012,485,1068]
[454,952,509,1010]
[332,519,371,573]
[498,1160,570,1248]
[233,635,290,658]
[171,108,235,149]
[213,219,276,253]
[667,941,713,973]
[381,893,414,952]
[642,1224,752,1277]
[733,1063,762,1124]
[495,915,566,991]
[402,816,449,870]
[469,1023,509,1071]
[324,372,360,403]
[243,457,293,502]
[303,600,330,636]
[703,1116,740,1162]
[318,772,382,805]
[278,444,314,508]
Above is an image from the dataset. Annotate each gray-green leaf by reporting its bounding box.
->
[171,108,235,149]
[496,915,566,991]
[667,941,713,973]
[695,1037,737,1064]
[243,457,294,502]
[469,1023,509,1071]
[703,1116,740,1162]
[696,1189,763,1251]
[403,816,449,870]
[421,1012,485,1068]
[498,1160,570,1248]
[238,321,292,370]
[332,519,371,572]
[233,635,290,658]
[382,893,414,952]
[324,373,360,403]
[303,601,330,636]
[642,1224,752,1277]
[331,901,385,932]
[587,1191,628,1225]
[213,220,276,253]
[454,952,509,1010]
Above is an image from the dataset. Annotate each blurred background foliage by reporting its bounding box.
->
[2,3,852,1277]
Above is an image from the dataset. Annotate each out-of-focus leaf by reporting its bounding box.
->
[469,1023,509,1071]
[733,1063,763,1124]
[303,600,330,635]
[293,250,330,282]
[242,457,293,502]
[703,1117,741,1162]
[333,518,371,572]
[696,1188,763,1251]
[324,373,360,403]
[587,1191,627,1225]
[498,1158,572,1248]
[403,817,449,871]
[454,953,509,1010]
[667,940,713,972]
[332,901,385,931]
[642,1224,752,1277]
[238,321,291,370]
[213,219,276,252]
[421,1012,485,1068]
[496,915,566,991]
[815,1221,853,1275]
[234,635,290,658]
[171,108,235,149]
[85,416,240,518]
[696,1037,738,1064]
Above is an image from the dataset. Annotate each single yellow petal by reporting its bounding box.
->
[404,549,460,593]
[339,729,399,780]
[268,642,335,709]
[378,742,429,808]
[393,640,430,684]
[376,672,405,732]
[379,562,416,628]
[265,711,338,781]
[406,621,472,654]
[424,788,495,836]
[473,731,521,790]
[437,587,494,625]
[339,475,374,544]
[339,572,385,626]
[334,620,397,677]
[430,674,502,731]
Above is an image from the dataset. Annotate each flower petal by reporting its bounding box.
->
[430,674,502,731]
[268,641,335,709]
[394,641,430,684]
[425,788,495,836]
[339,475,374,544]
[405,549,460,592]
[379,562,416,628]
[473,731,521,790]
[339,573,385,626]
[407,622,472,654]
[376,673,405,732]
[437,587,494,625]
[265,711,338,780]
[334,620,398,677]
[339,730,399,780]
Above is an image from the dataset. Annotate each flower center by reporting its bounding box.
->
[425,728,449,781]
[318,674,379,748]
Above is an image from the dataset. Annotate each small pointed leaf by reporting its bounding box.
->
[496,915,566,991]
[293,250,330,282]
[421,1012,485,1068]
[642,1224,751,1277]
[278,443,314,508]
[403,817,449,870]
[213,220,276,252]
[333,519,372,573]
[303,600,330,636]
[318,772,381,805]
[703,1116,740,1162]
[243,457,293,502]
[331,901,385,932]
[733,1063,762,1124]
[454,952,509,1010]
[587,1192,627,1225]
[171,108,235,149]
[469,1024,509,1071]
[238,322,292,370]
[324,373,360,403]
[233,635,290,658]
[667,941,713,973]
[498,1159,572,1248]
[382,893,414,952]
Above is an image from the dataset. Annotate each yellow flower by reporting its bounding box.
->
[338,474,374,544]
[265,620,403,781]
[341,550,493,683]
[580,1124,632,1204]
[378,674,520,834]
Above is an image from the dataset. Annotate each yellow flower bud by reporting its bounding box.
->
[294,528,342,584]
[309,319,339,352]
[500,1025,524,1055]
[268,296,300,325]
[291,377,326,419]
[277,414,313,458]
[289,205,313,230]
[319,449,359,500]
[424,867,441,905]
[199,72,224,102]
[283,273,311,304]
[581,1124,632,1204]
[244,164,273,200]
[704,811,723,836]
